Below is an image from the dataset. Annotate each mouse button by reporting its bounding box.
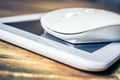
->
[47,13,120,35]
[48,13,108,34]
[41,8,95,28]
[41,9,70,28]
[48,18,89,34]
[41,13,63,28]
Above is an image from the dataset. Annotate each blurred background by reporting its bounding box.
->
[0,0,120,17]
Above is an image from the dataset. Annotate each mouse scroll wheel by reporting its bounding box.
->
[63,12,80,18]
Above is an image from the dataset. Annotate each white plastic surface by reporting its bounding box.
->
[41,8,120,43]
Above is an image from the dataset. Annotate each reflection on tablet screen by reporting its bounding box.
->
[5,20,110,53]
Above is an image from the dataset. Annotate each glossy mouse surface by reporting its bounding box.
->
[41,8,120,44]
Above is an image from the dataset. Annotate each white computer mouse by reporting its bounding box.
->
[41,8,120,44]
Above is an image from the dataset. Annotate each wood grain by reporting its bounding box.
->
[0,0,120,80]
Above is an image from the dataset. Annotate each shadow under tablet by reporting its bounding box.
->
[5,20,110,53]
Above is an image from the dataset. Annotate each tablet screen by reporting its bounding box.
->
[5,20,44,35]
[5,20,110,53]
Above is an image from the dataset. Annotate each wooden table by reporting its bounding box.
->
[0,0,120,80]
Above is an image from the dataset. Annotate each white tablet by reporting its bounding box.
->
[0,13,120,72]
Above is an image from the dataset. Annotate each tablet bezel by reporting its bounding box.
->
[0,13,120,71]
